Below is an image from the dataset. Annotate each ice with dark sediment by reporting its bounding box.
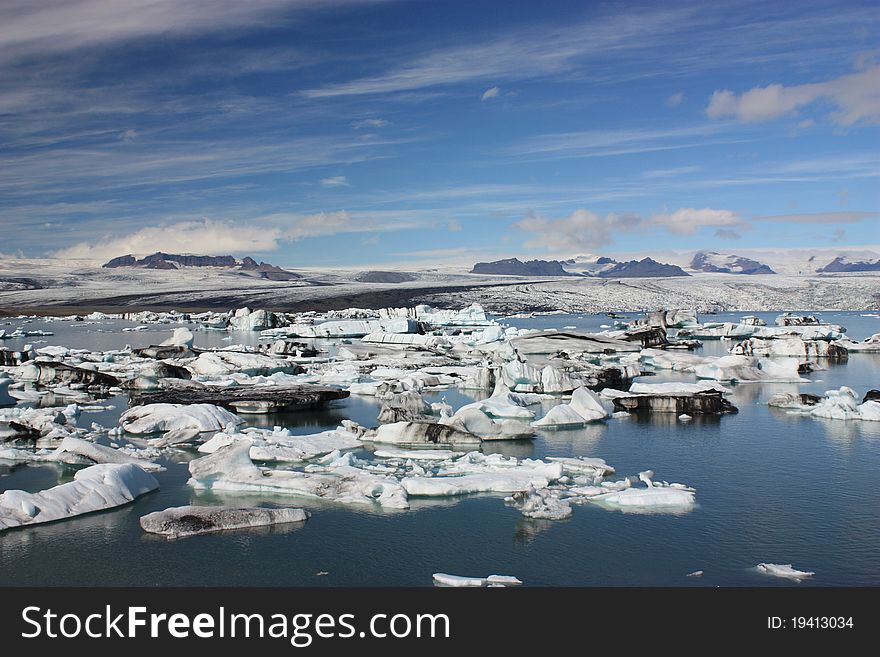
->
[140,505,310,538]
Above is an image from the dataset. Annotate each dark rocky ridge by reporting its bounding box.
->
[816,256,880,273]
[102,252,299,280]
[597,257,689,278]
[471,258,574,276]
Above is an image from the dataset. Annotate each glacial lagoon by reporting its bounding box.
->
[1,310,879,586]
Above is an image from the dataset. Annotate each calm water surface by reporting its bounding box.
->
[1,311,879,586]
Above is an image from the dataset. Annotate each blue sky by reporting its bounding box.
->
[0,0,878,266]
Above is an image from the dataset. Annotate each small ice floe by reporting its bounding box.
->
[0,463,158,531]
[50,435,165,472]
[139,505,310,538]
[577,470,696,514]
[686,570,703,577]
[507,486,572,520]
[373,447,458,460]
[199,424,363,463]
[432,573,522,587]
[756,563,814,580]
[678,414,692,422]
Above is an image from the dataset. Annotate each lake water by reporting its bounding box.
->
[1,311,879,586]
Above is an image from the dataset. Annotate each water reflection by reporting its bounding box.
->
[513,516,558,544]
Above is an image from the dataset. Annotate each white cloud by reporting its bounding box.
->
[481,86,500,101]
[650,207,743,235]
[362,235,380,245]
[351,118,389,129]
[706,65,880,125]
[52,219,282,261]
[514,209,641,251]
[447,219,462,232]
[320,175,348,187]
[666,91,684,107]
[515,207,745,251]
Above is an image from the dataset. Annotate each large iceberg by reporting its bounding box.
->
[120,403,243,435]
[0,463,158,531]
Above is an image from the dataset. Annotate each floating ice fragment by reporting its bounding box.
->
[756,563,814,580]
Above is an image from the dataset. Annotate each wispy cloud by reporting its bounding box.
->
[301,6,697,98]
[320,175,349,187]
[753,210,878,224]
[707,64,880,125]
[351,118,390,129]
[481,86,501,101]
[0,1,370,65]
[666,91,685,107]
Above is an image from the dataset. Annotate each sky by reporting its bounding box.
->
[0,0,878,267]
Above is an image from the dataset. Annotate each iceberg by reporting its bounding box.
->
[188,441,409,509]
[120,403,243,435]
[432,573,522,587]
[0,463,158,531]
[756,563,814,580]
[199,425,363,462]
[370,421,482,447]
[140,505,310,538]
[51,435,165,472]
[731,337,847,359]
[532,387,609,428]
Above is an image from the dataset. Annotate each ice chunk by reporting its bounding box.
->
[190,351,300,376]
[51,436,165,472]
[0,463,158,531]
[160,327,194,348]
[199,425,363,462]
[120,403,243,435]
[432,573,521,587]
[140,505,309,538]
[756,563,814,580]
[508,487,572,520]
[402,452,562,497]
[188,441,409,509]
[373,447,458,460]
[371,421,482,447]
[532,387,608,428]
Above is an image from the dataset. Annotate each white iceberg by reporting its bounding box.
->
[188,441,409,509]
[0,463,158,531]
[432,573,521,587]
[756,563,814,580]
[120,403,243,435]
[532,387,608,428]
